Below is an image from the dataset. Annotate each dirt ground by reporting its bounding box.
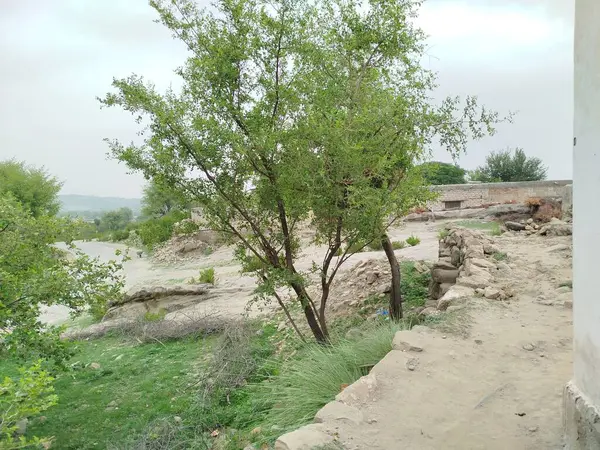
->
[322,231,573,450]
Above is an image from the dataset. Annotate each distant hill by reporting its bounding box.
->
[59,195,142,217]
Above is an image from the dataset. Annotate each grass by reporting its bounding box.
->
[492,251,508,261]
[405,235,421,247]
[454,220,502,236]
[437,229,449,240]
[198,267,216,285]
[0,336,217,450]
[391,240,406,250]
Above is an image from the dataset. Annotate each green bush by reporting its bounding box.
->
[492,251,508,261]
[367,239,383,251]
[405,235,421,246]
[392,240,406,250]
[437,229,449,240]
[345,241,367,254]
[137,211,187,248]
[199,267,216,285]
[111,229,130,242]
[400,262,430,307]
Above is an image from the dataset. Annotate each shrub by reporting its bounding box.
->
[533,202,562,223]
[367,239,383,251]
[405,235,421,246]
[437,229,449,240]
[492,252,508,261]
[138,211,188,248]
[199,267,216,285]
[144,309,167,322]
[111,229,130,242]
[392,240,406,250]
[525,197,542,207]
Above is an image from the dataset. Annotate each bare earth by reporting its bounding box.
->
[320,231,573,450]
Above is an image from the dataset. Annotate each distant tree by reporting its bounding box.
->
[98,207,133,231]
[0,160,63,217]
[141,180,188,218]
[419,162,466,185]
[470,148,547,183]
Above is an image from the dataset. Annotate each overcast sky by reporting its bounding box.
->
[0,0,573,198]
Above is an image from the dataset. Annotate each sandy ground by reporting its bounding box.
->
[325,232,573,450]
[41,221,441,325]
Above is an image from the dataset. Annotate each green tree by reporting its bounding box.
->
[0,160,63,217]
[418,162,466,185]
[470,147,547,182]
[98,207,133,232]
[141,180,188,218]
[100,0,502,338]
[0,196,125,448]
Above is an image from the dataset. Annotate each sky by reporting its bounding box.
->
[0,0,573,198]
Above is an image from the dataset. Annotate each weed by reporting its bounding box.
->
[391,240,406,250]
[199,267,216,285]
[492,252,508,261]
[400,262,430,307]
[455,220,501,236]
[437,229,449,240]
[203,246,214,256]
[405,235,421,246]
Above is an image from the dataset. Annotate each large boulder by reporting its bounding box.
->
[437,285,475,310]
[275,424,334,450]
[505,221,526,231]
[539,218,572,236]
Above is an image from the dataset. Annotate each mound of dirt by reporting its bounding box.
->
[152,231,218,263]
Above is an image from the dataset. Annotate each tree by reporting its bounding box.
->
[418,162,466,185]
[470,148,547,183]
[100,0,502,339]
[141,179,188,218]
[0,160,63,217]
[98,207,133,232]
[0,195,125,448]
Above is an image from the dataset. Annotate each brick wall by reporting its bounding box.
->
[428,180,572,211]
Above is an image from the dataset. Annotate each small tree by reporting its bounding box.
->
[471,147,547,182]
[141,179,188,218]
[418,162,466,185]
[100,0,503,338]
[98,207,134,232]
[0,160,63,217]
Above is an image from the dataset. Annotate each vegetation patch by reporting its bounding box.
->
[405,235,421,247]
[454,220,502,236]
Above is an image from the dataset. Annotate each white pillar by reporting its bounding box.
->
[564,0,600,447]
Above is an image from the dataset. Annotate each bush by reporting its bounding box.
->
[199,267,216,285]
[111,229,131,242]
[144,309,167,322]
[405,235,421,246]
[400,262,431,307]
[392,240,406,250]
[492,252,508,261]
[437,229,449,240]
[345,241,368,254]
[367,239,383,251]
[138,212,187,248]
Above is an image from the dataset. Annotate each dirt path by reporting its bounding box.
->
[320,233,573,449]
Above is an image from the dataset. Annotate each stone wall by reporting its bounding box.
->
[428,180,572,211]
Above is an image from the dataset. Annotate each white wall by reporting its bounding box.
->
[573,0,600,407]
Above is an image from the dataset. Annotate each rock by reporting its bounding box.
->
[15,418,28,436]
[314,401,364,426]
[484,286,503,300]
[251,427,262,435]
[450,246,462,266]
[447,304,467,313]
[548,244,570,252]
[533,223,540,230]
[275,424,334,450]
[336,373,377,404]
[406,357,419,371]
[437,285,475,310]
[557,286,572,294]
[485,204,530,217]
[419,307,439,317]
[432,268,459,284]
[366,272,379,285]
[564,300,573,309]
[483,243,500,255]
[456,275,492,290]
[413,261,429,273]
[277,322,286,332]
[522,343,536,351]
[496,262,512,274]
[174,416,182,424]
[470,258,497,270]
[433,260,457,271]
[525,225,533,231]
[89,362,101,370]
[180,242,201,253]
[475,288,484,296]
[505,221,526,231]
[539,221,572,236]
[527,218,534,225]
[392,330,425,352]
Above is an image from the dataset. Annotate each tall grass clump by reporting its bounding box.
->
[258,322,405,439]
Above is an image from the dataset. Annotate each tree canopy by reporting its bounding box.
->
[470,147,547,183]
[419,161,466,185]
[0,160,63,217]
[141,180,188,218]
[100,0,503,340]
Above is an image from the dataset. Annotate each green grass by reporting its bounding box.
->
[559,280,573,289]
[391,240,406,250]
[198,267,216,285]
[454,220,502,235]
[405,235,421,247]
[437,229,449,240]
[492,251,508,261]
[3,336,217,450]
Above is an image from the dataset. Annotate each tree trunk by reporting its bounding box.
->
[291,281,328,343]
[381,233,403,321]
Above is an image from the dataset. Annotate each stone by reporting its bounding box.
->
[522,343,536,351]
[413,261,429,273]
[336,373,377,404]
[366,272,380,285]
[456,275,492,290]
[433,260,457,271]
[450,246,462,266]
[527,218,534,224]
[505,221,526,231]
[557,286,572,294]
[485,204,530,217]
[89,362,101,370]
[548,244,570,252]
[525,225,533,231]
[437,285,475,310]
[181,242,201,253]
[277,322,286,332]
[483,243,500,255]
[539,221,572,236]
[564,300,573,309]
[484,286,503,300]
[275,424,334,450]
[446,304,467,313]
[406,357,419,371]
[174,416,182,424]
[419,307,439,317]
[470,258,497,270]
[314,401,364,425]
[392,330,425,352]
[432,268,459,284]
